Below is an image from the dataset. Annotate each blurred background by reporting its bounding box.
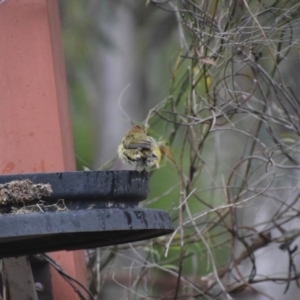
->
[59,0,178,169]
[58,1,300,299]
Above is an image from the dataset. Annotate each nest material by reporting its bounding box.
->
[0,179,53,205]
[10,199,67,214]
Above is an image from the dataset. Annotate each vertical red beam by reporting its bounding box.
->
[0,0,87,299]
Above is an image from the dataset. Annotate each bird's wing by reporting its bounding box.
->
[124,139,152,150]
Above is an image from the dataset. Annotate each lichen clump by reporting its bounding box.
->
[0,179,53,205]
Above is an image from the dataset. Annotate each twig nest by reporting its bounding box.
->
[0,179,53,205]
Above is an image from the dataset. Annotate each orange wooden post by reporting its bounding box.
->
[0,0,88,299]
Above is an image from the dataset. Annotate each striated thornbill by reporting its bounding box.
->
[118,125,161,170]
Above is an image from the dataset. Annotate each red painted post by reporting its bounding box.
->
[0,0,88,299]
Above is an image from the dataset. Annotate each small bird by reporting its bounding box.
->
[118,125,161,170]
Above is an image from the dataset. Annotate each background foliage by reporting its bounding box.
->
[60,1,300,299]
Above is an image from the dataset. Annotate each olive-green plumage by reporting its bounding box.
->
[118,125,161,170]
